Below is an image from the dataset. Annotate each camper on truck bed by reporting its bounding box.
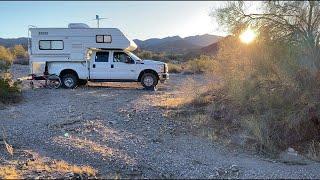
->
[28,23,169,89]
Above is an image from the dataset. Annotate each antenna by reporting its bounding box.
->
[93,15,107,28]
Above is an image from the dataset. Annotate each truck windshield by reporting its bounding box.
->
[127,52,142,61]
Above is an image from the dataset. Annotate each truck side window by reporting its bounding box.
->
[113,52,133,64]
[95,52,109,62]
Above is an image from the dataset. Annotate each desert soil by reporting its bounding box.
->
[0,64,320,178]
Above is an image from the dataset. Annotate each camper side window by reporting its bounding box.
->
[96,35,112,43]
[39,40,63,50]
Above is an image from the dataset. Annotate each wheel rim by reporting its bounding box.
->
[49,80,60,88]
[64,77,74,88]
[143,76,154,87]
[48,75,61,89]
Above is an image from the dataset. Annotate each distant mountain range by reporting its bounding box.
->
[134,34,222,53]
[0,34,223,54]
[0,37,28,48]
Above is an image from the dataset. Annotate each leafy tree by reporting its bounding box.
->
[212,1,320,69]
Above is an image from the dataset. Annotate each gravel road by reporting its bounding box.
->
[1,64,320,178]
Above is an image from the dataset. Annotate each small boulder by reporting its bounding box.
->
[279,147,310,165]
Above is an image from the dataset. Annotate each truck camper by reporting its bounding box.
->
[28,23,169,89]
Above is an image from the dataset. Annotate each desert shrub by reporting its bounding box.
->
[0,76,21,104]
[0,46,13,70]
[167,63,182,73]
[0,46,22,104]
[185,55,216,74]
[192,1,320,155]
[205,33,320,154]
[135,50,166,61]
[134,49,186,63]
[11,45,27,59]
[11,45,29,65]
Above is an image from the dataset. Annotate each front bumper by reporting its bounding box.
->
[159,73,169,82]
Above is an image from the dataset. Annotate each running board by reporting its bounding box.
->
[89,79,138,83]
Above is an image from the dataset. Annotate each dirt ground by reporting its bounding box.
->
[0,64,320,179]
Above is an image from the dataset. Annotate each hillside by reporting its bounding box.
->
[184,34,221,47]
[135,37,201,53]
[134,34,222,53]
[0,37,28,48]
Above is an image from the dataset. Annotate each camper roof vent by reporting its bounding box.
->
[68,23,90,29]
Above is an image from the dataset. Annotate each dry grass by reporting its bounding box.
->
[0,150,97,179]
[0,166,21,179]
[22,159,96,176]
[306,140,320,161]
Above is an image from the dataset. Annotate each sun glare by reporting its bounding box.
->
[240,28,257,44]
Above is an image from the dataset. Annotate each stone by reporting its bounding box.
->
[279,147,310,165]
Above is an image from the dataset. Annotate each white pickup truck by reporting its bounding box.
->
[28,23,169,89]
[48,49,169,89]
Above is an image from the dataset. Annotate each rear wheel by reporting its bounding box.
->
[61,73,77,89]
[141,73,158,90]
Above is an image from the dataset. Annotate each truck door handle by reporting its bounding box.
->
[111,64,114,68]
[93,64,96,68]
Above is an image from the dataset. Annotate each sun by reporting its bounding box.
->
[239,28,257,44]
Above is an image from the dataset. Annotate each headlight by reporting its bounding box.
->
[158,64,164,72]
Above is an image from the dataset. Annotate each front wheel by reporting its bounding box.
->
[61,74,77,89]
[141,73,158,90]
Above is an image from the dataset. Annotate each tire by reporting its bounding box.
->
[77,79,88,86]
[141,73,158,90]
[61,73,77,89]
[47,74,61,89]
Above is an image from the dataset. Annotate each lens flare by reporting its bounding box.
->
[240,28,257,44]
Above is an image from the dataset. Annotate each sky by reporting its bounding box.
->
[0,1,230,40]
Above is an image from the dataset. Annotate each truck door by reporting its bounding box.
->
[89,51,110,79]
[109,51,138,80]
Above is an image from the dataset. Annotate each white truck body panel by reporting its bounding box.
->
[48,62,88,79]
